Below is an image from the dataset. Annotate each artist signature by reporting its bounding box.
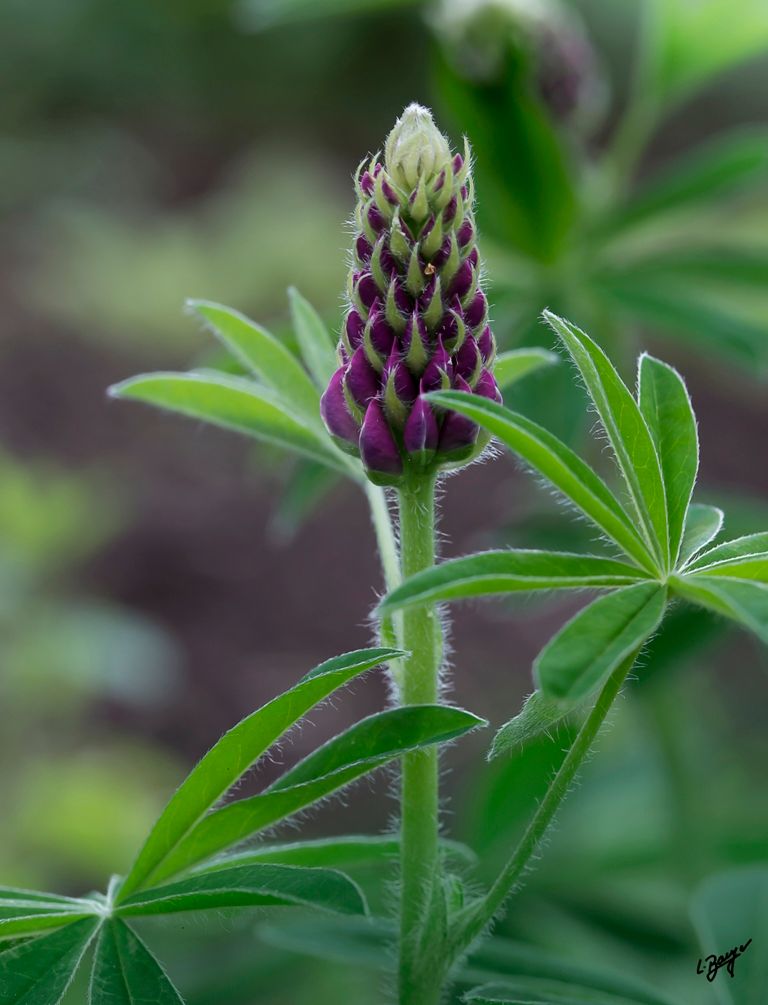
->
[696,939,752,981]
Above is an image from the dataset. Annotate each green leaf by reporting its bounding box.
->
[117,863,366,918]
[493,349,559,392]
[187,300,321,424]
[0,904,96,940]
[380,550,648,612]
[689,555,768,582]
[463,977,680,1004]
[89,919,183,1004]
[193,834,476,872]
[650,2,768,100]
[424,391,653,573]
[535,583,667,701]
[686,532,768,571]
[606,130,768,231]
[637,354,698,566]
[288,287,339,390]
[108,372,353,476]
[260,918,678,1005]
[489,691,580,760]
[670,576,768,643]
[677,504,724,566]
[0,917,99,1005]
[544,312,669,570]
[0,891,87,908]
[690,866,768,1005]
[116,647,402,901]
[147,705,485,881]
[596,280,768,372]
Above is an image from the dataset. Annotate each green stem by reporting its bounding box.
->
[365,482,406,690]
[397,473,443,1005]
[451,651,639,957]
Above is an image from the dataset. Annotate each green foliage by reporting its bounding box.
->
[0,917,99,1004]
[89,921,183,1005]
[385,311,768,753]
[690,867,768,1005]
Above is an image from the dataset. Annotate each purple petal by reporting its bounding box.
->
[454,336,481,383]
[443,196,457,223]
[367,204,386,233]
[360,171,375,196]
[394,280,414,316]
[346,347,380,408]
[368,308,396,356]
[360,400,402,476]
[437,409,478,456]
[320,368,360,446]
[346,310,365,349]
[477,325,493,361]
[476,368,502,403]
[465,290,487,329]
[404,396,439,456]
[355,234,372,263]
[452,154,463,174]
[449,259,474,299]
[356,272,379,310]
[457,219,473,247]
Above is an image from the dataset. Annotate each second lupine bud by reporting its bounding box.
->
[320,103,501,486]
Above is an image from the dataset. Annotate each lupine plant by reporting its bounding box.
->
[3,105,768,1005]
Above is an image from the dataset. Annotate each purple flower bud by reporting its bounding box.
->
[345,347,379,409]
[321,104,497,482]
[465,290,487,329]
[476,367,502,402]
[321,368,360,451]
[360,399,403,482]
[345,310,365,350]
[404,395,439,459]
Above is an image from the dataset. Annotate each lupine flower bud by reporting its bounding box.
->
[320,103,501,486]
[434,0,600,124]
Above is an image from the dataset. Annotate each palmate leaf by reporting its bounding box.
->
[377,550,647,611]
[187,299,322,425]
[670,576,768,644]
[117,863,366,919]
[535,583,667,701]
[689,555,768,581]
[603,129,768,233]
[544,312,669,571]
[0,917,99,1005]
[463,978,680,1004]
[637,354,698,565]
[488,691,580,760]
[690,867,768,1005]
[192,834,476,872]
[136,705,485,885]
[288,287,339,390]
[493,349,559,392]
[423,392,653,573]
[260,917,678,1005]
[677,504,724,566]
[116,647,402,901]
[0,904,98,941]
[686,532,768,571]
[379,550,649,612]
[108,372,355,477]
[89,920,183,1005]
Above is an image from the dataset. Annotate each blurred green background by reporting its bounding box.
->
[2,0,767,1002]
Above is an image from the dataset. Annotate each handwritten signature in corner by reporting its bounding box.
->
[696,939,752,982]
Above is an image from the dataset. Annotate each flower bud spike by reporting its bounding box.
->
[321,368,361,454]
[403,394,439,465]
[459,263,479,309]
[360,399,403,485]
[409,173,430,222]
[385,278,408,335]
[422,275,444,329]
[406,246,426,297]
[370,236,392,294]
[404,313,429,374]
[389,210,412,262]
[422,213,445,260]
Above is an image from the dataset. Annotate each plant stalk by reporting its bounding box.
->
[451,650,639,958]
[397,472,443,1005]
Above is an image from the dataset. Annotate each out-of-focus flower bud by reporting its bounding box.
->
[320,103,500,486]
[433,0,601,124]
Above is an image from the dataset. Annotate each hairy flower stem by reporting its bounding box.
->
[397,472,443,1005]
[450,649,639,960]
